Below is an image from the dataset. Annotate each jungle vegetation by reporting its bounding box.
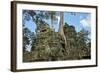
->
[23,10,91,62]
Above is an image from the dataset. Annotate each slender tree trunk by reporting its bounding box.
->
[51,18,53,30]
[51,15,54,31]
[59,12,67,49]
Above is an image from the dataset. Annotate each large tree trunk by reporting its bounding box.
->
[59,12,67,49]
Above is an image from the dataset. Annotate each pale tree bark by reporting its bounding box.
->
[51,16,54,30]
[59,12,67,49]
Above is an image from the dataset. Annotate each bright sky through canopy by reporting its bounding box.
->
[23,10,91,34]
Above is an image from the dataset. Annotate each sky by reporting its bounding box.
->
[23,10,91,33]
[64,12,91,32]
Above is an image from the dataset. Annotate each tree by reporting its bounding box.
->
[23,10,49,26]
[76,29,91,59]
[31,21,65,61]
[59,12,67,51]
[23,25,35,52]
[63,23,91,60]
[45,11,57,30]
[63,23,78,59]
